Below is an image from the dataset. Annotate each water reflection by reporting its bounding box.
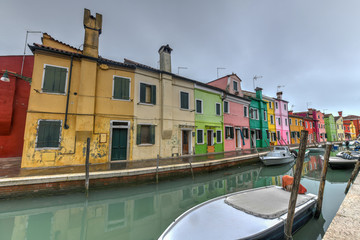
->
[0,154,353,240]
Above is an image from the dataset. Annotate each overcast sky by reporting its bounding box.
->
[2,0,360,116]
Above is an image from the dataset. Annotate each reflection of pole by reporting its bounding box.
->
[314,143,332,218]
[85,138,90,197]
[156,154,159,183]
[284,130,308,240]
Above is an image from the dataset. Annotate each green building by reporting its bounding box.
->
[324,114,337,142]
[194,85,224,154]
[244,88,269,148]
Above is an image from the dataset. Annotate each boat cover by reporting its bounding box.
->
[224,186,315,219]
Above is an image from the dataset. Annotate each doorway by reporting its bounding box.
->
[235,128,241,149]
[207,130,213,146]
[111,128,128,161]
[182,130,191,155]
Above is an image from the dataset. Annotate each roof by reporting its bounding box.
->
[42,33,82,52]
[29,43,135,69]
[207,73,242,84]
[289,115,304,119]
[343,115,360,120]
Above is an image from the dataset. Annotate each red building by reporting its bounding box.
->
[0,55,33,157]
[303,117,315,144]
[343,115,360,138]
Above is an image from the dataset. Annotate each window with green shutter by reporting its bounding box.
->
[224,101,229,113]
[140,83,156,104]
[136,124,155,145]
[42,65,68,94]
[216,103,221,116]
[36,120,61,148]
[225,126,234,139]
[216,130,222,143]
[196,99,202,114]
[113,76,130,100]
[197,129,204,144]
[180,91,189,109]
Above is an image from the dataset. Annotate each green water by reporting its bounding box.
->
[0,153,353,240]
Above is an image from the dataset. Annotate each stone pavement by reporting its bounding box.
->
[323,173,360,240]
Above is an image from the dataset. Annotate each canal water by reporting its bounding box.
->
[0,152,353,240]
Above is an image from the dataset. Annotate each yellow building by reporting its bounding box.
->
[289,113,304,144]
[22,9,136,168]
[263,96,276,145]
[350,121,356,140]
[335,116,345,141]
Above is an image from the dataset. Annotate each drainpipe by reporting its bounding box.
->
[64,55,74,129]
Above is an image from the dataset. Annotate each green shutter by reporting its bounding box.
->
[114,77,130,100]
[230,127,234,139]
[49,121,61,147]
[113,77,121,99]
[43,66,67,93]
[36,120,60,148]
[151,85,156,104]
[150,125,155,144]
[123,78,130,100]
[140,83,146,103]
[43,66,55,92]
[136,125,141,145]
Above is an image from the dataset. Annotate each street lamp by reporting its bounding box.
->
[0,70,32,83]
[0,70,10,82]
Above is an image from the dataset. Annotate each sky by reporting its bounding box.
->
[2,0,360,116]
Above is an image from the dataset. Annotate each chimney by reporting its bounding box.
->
[338,111,343,117]
[276,91,283,100]
[83,8,102,58]
[159,44,172,72]
[255,87,263,100]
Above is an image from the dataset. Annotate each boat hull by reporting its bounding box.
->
[260,156,295,166]
[329,157,358,169]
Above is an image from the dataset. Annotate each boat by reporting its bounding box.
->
[158,186,317,240]
[321,152,359,169]
[260,146,295,166]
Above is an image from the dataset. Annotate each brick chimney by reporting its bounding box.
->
[338,111,343,117]
[83,8,102,58]
[159,44,172,73]
[255,87,263,100]
[276,91,283,100]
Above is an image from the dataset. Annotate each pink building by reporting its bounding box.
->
[274,92,290,145]
[208,74,251,150]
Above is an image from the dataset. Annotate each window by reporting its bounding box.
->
[196,99,203,114]
[269,102,272,109]
[284,104,287,110]
[216,130,222,143]
[291,132,296,138]
[264,111,267,121]
[224,101,229,113]
[300,120,302,126]
[225,126,234,139]
[42,65,68,94]
[297,132,300,138]
[113,76,130,100]
[266,130,269,139]
[180,91,189,109]
[243,128,249,139]
[244,106,248,117]
[278,118,281,125]
[305,122,308,128]
[140,83,156,104]
[271,132,276,142]
[197,129,204,144]
[285,118,288,126]
[216,103,221,116]
[310,122,312,128]
[277,131,280,140]
[295,119,298,125]
[136,125,155,145]
[256,129,262,140]
[233,81,238,92]
[289,118,292,125]
[250,108,259,120]
[270,115,274,124]
[36,120,61,148]
[275,102,278,109]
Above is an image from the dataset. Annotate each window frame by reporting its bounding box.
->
[225,126,234,139]
[216,130,222,143]
[255,129,262,140]
[195,99,203,114]
[243,127,249,139]
[197,129,204,144]
[263,110,267,121]
[112,75,131,101]
[244,106,248,117]
[215,102,221,116]
[180,91,190,110]
[41,64,69,95]
[270,115,274,124]
[35,119,62,150]
[233,81,238,92]
[139,82,156,105]
[223,101,230,114]
[136,124,155,145]
[275,102,278,109]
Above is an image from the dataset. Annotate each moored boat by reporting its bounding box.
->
[260,146,295,166]
[158,186,317,240]
[325,152,360,169]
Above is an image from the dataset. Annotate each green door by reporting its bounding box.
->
[111,128,128,161]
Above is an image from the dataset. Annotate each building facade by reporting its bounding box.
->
[324,114,337,142]
[0,55,33,157]
[288,112,304,144]
[335,112,345,141]
[274,92,290,145]
[263,96,277,145]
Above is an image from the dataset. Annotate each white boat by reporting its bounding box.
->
[326,152,360,169]
[158,186,317,240]
[260,146,295,166]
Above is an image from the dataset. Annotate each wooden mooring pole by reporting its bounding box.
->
[85,137,90,197]
[345,160,360,194]
[314,143,332,218]
[156,154,159,183]
[284,130,308,240]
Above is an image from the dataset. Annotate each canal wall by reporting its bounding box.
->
[0,152,264,199]
[323,174,360,239]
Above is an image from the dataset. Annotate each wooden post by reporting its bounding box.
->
[314,143,332,218]
[345,160,360,194]
[85,137,90,197]
[156,154,159,183]
[189,154,194,180]
[284,130,308,240]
